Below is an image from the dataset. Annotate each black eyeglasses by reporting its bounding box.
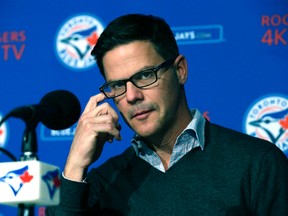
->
[99,57,177,99]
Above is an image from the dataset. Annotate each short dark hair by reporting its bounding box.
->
[91,14,179,77]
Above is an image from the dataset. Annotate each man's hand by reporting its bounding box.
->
[63,93,121,181]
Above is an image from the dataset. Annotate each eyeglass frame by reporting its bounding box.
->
[99,57,177,99]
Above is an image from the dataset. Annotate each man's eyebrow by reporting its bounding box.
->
[132,63,157,73]
[106,64,157,83]
[133,64,159,74]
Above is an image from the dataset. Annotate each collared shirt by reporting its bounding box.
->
[131,109,206,172]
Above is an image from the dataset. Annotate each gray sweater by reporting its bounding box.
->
[46,122,288,215]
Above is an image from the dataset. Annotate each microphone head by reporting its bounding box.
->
[39,90,81,130]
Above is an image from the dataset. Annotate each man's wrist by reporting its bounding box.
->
[63,165,88,182]
[62,172,87,183]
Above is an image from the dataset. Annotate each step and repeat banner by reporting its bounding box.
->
[0,0,287,215]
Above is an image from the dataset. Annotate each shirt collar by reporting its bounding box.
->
[131,109,206,156]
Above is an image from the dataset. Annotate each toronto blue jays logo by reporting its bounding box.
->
[0,165,33,196]
[55,14,105,71]
[243,95,288,157]
[42,169,60,199]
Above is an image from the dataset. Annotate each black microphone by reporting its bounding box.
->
[0,90,81,130]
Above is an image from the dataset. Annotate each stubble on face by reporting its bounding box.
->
[103,41,179,140]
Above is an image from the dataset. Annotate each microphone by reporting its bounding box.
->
[0,90,81,209]
[0,90,81,130]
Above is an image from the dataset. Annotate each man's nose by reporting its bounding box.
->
[125,81,144,103]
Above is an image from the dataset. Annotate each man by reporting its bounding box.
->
[47,14,288,215]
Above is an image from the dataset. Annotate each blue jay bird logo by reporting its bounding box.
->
[244,95,288,157]
[249,108,288,144]
[42,169,60,199]
[0,165,33,196]
[60,26,98,60]
[55,14,105,71]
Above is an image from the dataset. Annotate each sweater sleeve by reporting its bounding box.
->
[45,175,90,216]
[251,144,288,216]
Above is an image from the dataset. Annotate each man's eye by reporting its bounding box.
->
[136,70,154,80]
[110,81,124,89]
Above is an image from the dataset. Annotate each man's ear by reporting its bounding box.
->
[175,55,188,84]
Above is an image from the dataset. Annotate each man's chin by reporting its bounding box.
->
[133,124,157,137]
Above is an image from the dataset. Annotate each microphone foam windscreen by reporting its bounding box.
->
[39,90,81,130]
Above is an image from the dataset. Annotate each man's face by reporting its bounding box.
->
[102,41,181,138]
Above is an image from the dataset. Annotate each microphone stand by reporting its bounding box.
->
[17,119,39,216]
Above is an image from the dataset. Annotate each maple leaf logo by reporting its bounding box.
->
[279,116,288,130]
[53,176,61,187]
[20,171,33,183]
[87,32,98,46]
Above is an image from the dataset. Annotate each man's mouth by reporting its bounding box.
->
[132,109,153,120]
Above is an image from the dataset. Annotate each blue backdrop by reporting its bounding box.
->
[1,0,287,215]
